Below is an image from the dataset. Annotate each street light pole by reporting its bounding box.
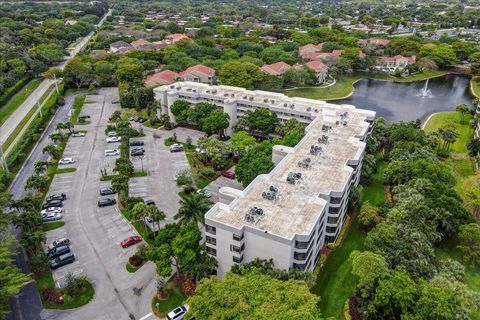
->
[0,128,9,174]
[36,93,43,118]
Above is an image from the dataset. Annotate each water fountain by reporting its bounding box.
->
[419,78,433,97]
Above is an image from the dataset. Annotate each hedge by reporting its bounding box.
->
[0,76,32,107]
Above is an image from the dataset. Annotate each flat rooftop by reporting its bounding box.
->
[156,81,349,115]
[203,97,375,240]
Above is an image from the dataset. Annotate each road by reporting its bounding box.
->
[0,8,111,153]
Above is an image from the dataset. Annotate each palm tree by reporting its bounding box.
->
[49,132,65,143]
[111,174,129,198]
[42,144,60,160]
[455,103,470,125]
[25,175,49,192]
[34,161,49,175]
[147,205,166,239]
[20,231,46,255]
[183,252,218,282]
[131,202,148,229]
[174,193,211,225]
[472,98,479,108]
[55,122,65,132]
[438,127,458,151]
[64,121,74,133]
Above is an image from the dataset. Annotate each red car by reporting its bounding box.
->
[221,170,236,179]
[120,236,142,248]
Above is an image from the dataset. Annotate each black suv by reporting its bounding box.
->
[50,252,75,269]
[47,245,70,260]
[99,187,115,196]
[42,200,63,209]
[46,193,66,202]
[98,198,116,207]
[130,140,145,146]
[131,148,145,156]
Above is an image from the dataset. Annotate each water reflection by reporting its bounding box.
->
[335,74,474,122]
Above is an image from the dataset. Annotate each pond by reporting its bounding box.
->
[335,74,474,123]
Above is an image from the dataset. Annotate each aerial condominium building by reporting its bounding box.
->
[154,81,375,276]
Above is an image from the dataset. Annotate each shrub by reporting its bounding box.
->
[42,287,63,305]
[129,255,144,267]
[182,277,196,296]
[200,167,217,178]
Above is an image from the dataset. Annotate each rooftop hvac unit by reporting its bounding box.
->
[322,125,332,132]
[336,120,340,125]
[206,90,210,93]
[307,107,312,112]
[318,135,329,144]
[287,172,302,184]
[290,104,295,109]
[212,89,217,94]
[262,185,278,200]
[192,89,196,92]
[170,85,175,89]
[297,157,311,168]
[264,98,268,103]
[224,93,229,97]
[249,207,264,216]
[249,97,254,101]
[176,86,181,90]
[244,213,255,223]
[310,145,322,155]
[269,185,278,193]
[243,95,247,99]
[284,103,288,107]
[314,109,318,113]
[231,93,235,97]
[270,99,275,104]
[343,121,348,126]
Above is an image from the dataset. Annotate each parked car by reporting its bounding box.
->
[120,236,142,248]
[112,100,119,104]
[107,131,117,137]
[105,149,120,156]
[138,117,147,123]
[221,170,236,179]
[130,117,139,122]
[48,238,70,251]
[167,304,189,320]
[42,200,63,209]
[130,140,145,146]
[50,252,75,269]
[145,199,155,206]
[41,207,62,215]
[99,187,115,196]
[71,132,85,137]
[170,143,183,153]
[97,198,116,207]
[78,115,90,121]
[59,157,75,165]
[131,149,145,156]
[197,189,212,198]
[47,245,70,260]
[42,212,63,222]
[106,136,121,143]
[46,193,66,202]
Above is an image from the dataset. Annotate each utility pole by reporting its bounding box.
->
[53,74,59,94]
[0,128,9,174]
[36,93,43,118]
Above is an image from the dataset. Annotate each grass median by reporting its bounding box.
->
[423,111,473,153]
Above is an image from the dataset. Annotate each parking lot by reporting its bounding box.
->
[42,88,156,320]
[204,173,244,204]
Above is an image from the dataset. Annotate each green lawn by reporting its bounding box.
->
[70,94,86,123]
[54,167,77,174]
[151,283,187,318]
[360,69,447,83]
[471,76,480,98]
[436,236,480,320]
[42,221,65,232]
[361,160,387,206]
[282,76,361,100]
[314,159,385,318]
[424,111,474,153]
[126,261,145,273]
[0,78,43,124]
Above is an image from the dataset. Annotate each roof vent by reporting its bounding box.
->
[170,85,175,89]
[270,99,275,104]
[243,95,247,99]
[249,206,264,216]
[307,107,312,112]
[314,108,318,113]
[284,103,288,107]
[249,96,254,101]
[264,98,268,103]
[224,93,229,97]
[212,89,217,94]
[318,135,329,144]
[206,90,210,93]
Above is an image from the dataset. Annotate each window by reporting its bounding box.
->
[328,206,340,214]
[326,226,337,233]
[330,197,342,204]
[233,255,243,263]
[325,235,335,243]
[206,246,216,256]
[206,225,216,235]
[233,233,244,241]
[230,244,244,253]
[327,216,338,224]
[293,263,306,270]
[206,236,216,246]
[294,251,308,260]
[295,240,309,249]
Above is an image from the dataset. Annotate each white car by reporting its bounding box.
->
[105,149,120,156]
[42,212,63,222]
[106,136,121,143]
[71,132,85,137]
[197,189,212,198]
[166,304,189,320]
[107,131,117,137]
[41,207,62,215]
[59,158,75,165]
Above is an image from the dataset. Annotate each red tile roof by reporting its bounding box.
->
[144,70,179,85]
[298,43,323,54]
[180,64,215,77]
[306,61,329,73]
[261,61,292,76]
[368,38,390,46]
[131,39,150,47]
[166,33,189,43]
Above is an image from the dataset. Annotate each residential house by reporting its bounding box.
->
[261,61,292,77]
[305,61,329,83]
[298,43,323,57]
[165,33,189,43]
[179,64,216,83]
[109,41,132,53]
[144,70,179,87]
[375,55,416,70]
[131,39,151,48]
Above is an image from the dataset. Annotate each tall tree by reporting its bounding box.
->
[457,223,480,266]
[455,103,470,125]
[175,193,211,225]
